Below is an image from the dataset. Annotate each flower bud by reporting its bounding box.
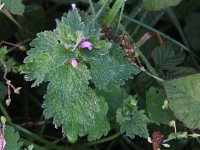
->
[71,59,78,68]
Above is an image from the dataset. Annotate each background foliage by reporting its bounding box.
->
[1,0,200,149]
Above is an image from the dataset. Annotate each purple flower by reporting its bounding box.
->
[71,3,76,10]
[0,138,6,150]
[78,36,93,51]
[78,41,93,50]
[71,59,78,68]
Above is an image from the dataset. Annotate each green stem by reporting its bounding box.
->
[117,0,125,31]
[118,22,163,82]
[135,47,161,80]
[0,103,12,122]
[88,0,96,15]
[11,124,59,149]
[142,69,164,82]
[84,132,121,146]
[123,15,190,52]
[1,9,22,28]
[150,11,165,27]
[131,12,147,36]
[124,2,142,28]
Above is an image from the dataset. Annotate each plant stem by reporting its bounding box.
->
[117,0,125,31]
[84,132,121,146]
[0,103,12,122]
[123,15,191,53]
[1,9,22,28]
[11,123,59,149]
[131,12,147,36]
[135,47,161,80]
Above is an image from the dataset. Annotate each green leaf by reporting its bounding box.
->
[87,99,110,141]
[152,42,184,70]
[2,0,25,15]
[47,64,91,103]
[169,67,198,78]
[62,9,84,33]
[184,13,200,51]
[43,89,110,142]
[22,31,70,87]
[4,126,23,150]
[146,87,174,125]
[143,0,182,11]
[164,74,200,129]
[0,46,7,60]
[116,96,149,138]
[95,85,128,120]
[85,44,140,91]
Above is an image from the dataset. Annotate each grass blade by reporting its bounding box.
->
[103,0,124,26]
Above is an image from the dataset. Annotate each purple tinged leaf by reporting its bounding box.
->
[71,59,78,68]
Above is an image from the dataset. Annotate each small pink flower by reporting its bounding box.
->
[78,41,93,50]
[0,138,6,150]
[71,3,76,10]
[71,59,78,68]
[78,36,93,51]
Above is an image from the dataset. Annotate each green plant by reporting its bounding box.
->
[1,0,200,150]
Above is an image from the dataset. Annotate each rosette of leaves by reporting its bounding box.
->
[21,8,140,142]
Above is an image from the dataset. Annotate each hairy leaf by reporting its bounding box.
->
[143,0,182,10]
[4,126,23,150]
[146,87,174,125]
[84,44,140,91]
[47,64,91,102]
[2,0,25,15]
[43,89,110,142]
[116,96,149,138]
[164,74,200,129]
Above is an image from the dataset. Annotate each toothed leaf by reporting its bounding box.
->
[116,96,149,138]
[164,74,200,129]
[4,126,23,150]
